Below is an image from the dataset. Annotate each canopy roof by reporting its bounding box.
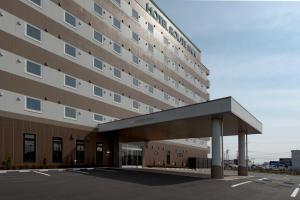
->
[98,97,262,142]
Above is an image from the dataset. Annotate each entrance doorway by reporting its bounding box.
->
[96,142,103,165]
[121,143,143,168]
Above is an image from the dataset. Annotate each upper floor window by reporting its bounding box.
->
[112,0,121,6]
[64,11,76,27]
[93,57,103,70]
[113,68,121,79]
[94,3,103,16]
[132,9,139,21]
[25,96,42,113]
[113,42,121,54]
[148,44,154,53]
[149,106,154,113]
[148,64,154,73]
[29,0,41,7]
[64,106,77,120]
[114,93,121,103]
[64,74,77,89]
[132,100,140,110]
[64,43,76,58]
[148,23,153,33]
[93,85,103,97]
[94,113,104,122]
[164,93,170,100]
[132,32,139,43]
[26,60,42,78]
[148,85,154,94]
[94,30,103,43]
[25,23,41,42]
[132,77,139,87]
[132,54,139,65]
[113,17,121,30]
[164,37,169,45]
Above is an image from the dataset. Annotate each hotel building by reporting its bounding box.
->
[0,0,210,168]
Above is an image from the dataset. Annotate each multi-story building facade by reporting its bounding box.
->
[0,0,209,168]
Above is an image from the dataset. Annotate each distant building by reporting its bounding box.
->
[291,150,300,171]
[279,158,292,168]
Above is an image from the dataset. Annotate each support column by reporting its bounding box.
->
[112,134,122,168]
[211,118,224,179]
[238,134,248,176]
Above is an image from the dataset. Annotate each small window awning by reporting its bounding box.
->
[98,97,262,142]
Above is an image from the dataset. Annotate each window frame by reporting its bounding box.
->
[28,0,42,8]
[93,113,104,122]
[113,93,122,104]
[94,2,103,17]
[64,106,77,120]
[132,31,139,43]
[132,100,140,110]
[76,140,85,163]
[64,11,77,28]
[113,67,121,79]
[132,77,140,87]
[93,29,103,44]
[25,59,42,78]
[64,74,77,89]
[148,22,153,33]
[64,42,77,59]
[112,16,121,31]
[132,8,139,21]
[24,23,42,43]
[93,57,104,71]
[113,42,122,55]
[93,85,104,98]
[132,54,139,65]
[25,96,42,113]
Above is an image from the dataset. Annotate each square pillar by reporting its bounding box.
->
[112,134,122,168]
[211,118,224,179]
[238,134,248,176]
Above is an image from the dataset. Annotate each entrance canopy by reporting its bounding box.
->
[98,97,262,142]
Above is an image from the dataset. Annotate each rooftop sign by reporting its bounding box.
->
[145,3,197,58]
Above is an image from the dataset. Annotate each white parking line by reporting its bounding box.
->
[0,171,7,174]
[33,170,51,176]
[291,187,299,198]
[258,178,268,181]
[19,170,30,173]
[231,181,252,188]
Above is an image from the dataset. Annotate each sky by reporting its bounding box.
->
[154,0,300,163]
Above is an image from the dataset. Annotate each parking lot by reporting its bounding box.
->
[0,168,299,200]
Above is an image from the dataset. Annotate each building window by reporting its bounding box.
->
[25,23,41,42]
[132,9,139,21]
[113,17,121,30]
[132,54,139,64]
[164,74,169,82]
[93,57,103,70]
[149,106,154,113]
[112,0,121,6]
[164,55,169,64]
[113,42,121,54]
[94,30,103,43]
[132,100,139,110]
[148,85,154,94]
[114,93,121,103]
[64,74,77,89]
[113,68,121,79]
[94,113,104,122]
[94,3,103,16]
[52,137,63,163]
[25,96,42,113]
[132,32,139,43]
[148,44,154,53]
[29,0,41,7]
[26,60,42,77]
[164,93,170,100]
[148,64,154,73]
[93,85,103,97]
[148,23,153,33]
[64,43,76,58]
[76,140,85,163]
[64,11,76,27]
[64,106,77,120]
[132,77,139,87]
[164,37,169,45]
[23,133,36,162]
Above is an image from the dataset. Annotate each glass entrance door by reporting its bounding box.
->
[96,142,103,165]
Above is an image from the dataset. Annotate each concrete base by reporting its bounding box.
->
[238,166,248,176]
[211,165,224,179]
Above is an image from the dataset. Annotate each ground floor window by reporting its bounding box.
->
[23,133,36,162]
[96,142,103,164]
[53,137,63,163]
[76,140,85,163]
